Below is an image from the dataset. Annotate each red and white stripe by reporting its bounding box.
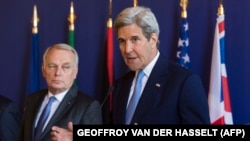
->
[208,13,233,125]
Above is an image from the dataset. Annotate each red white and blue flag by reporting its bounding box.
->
[208,11,233,125]
[177,16,190,69]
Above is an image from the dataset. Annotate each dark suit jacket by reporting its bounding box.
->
[112,54,210,124]
[0,95,21,141]
[20,86,102,141]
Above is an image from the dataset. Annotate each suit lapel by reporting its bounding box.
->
[132,54,169,123]
[31,90,49,140]
[40,86,77,138]
[115,72,134,124]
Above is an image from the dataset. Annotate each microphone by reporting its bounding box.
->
[68,86,114,133]
[90,86,113,123]
[99,86,113,109]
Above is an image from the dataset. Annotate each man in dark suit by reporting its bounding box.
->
[20,43,102,141]
[110,6,210,124]
[0,95,21,141]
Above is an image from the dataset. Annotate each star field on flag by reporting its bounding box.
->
[177,18,190,69]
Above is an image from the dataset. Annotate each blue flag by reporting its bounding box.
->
[176,17,190,69]
[26,32,40,95]
[26,5,40,95]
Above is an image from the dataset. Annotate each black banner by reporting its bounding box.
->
[73,125,250,140]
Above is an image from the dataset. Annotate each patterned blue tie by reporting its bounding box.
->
[34,96,56,141]
[126,70,144,124]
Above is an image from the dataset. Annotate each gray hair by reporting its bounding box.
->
[114,6,160,44]
[43,43,79,67]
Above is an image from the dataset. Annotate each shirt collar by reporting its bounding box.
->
[47,89,69,102]
[142,51,160,77]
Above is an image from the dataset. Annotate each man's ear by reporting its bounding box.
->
[74,68,78,79]
[41,64,45,77]
[150,33,158,47]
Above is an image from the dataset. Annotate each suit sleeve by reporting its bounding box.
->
[82,100,103,124]
[179,73,211,124]
[0,102,21,141]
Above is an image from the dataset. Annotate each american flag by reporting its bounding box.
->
[177,17,190,69]
[208,4,233,125]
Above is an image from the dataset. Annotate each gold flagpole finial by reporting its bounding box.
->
[107,0,113,28]
[32,5,39,34]
[218,0,224,15]
[133,0,138,7]
[68,1,76,31]
[180,0,188,18]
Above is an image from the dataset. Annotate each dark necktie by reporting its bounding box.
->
[126,70,144,124]
[34,96,56,141]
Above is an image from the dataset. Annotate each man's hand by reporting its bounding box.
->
[51,121,73,141]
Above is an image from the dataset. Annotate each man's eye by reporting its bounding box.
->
[62,66,71,70]
[118,39,125,44]
[131,37,139,42]
[48,65,57,69]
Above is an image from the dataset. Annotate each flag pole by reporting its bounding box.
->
[133,0,138,7]
[68,1,76,32]
[108,0,112,18]
[107,0,112,31]
[180,0,188,18]
[32,5,39,34]
[218,0,224,16]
